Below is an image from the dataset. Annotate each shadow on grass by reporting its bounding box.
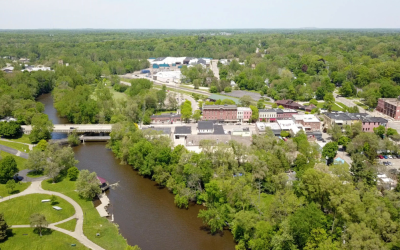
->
[9,190,21,195]
[33,228,53,236]
[51,201,59,205]
[27,171,44,178]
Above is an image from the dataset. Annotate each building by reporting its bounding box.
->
[277,120,305,135]
[142,127,172,138]
[202,105,238,122]
[300,104,317,112]
[237,107,252,123]
[0,117,17,122]
[259,108,278,122]
[292,114,321,132]
[255,122,281,136]
[361,117,388,132]
[21,65,52,72]
[174,126,192,139]
[275,99,301,110]
[324,112,387,132]
[376,98,400,120]
[198,121,215,133]
[232,127,251,137]
[150,113,181,124]
[185,134,252,153]
[278,109,298,120]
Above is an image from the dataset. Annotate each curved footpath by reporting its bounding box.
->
[0,178,105,250]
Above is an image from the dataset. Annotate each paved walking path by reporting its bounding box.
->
[0,138,35,151]
[0,144,29,159]
[0,179,104,250]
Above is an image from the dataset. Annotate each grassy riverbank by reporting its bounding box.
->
[0,193,75,225]
[42,178,130,250]
[0,228,87,250]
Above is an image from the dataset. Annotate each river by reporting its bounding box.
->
[38,93,236,250]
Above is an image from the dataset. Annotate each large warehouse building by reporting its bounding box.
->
[148,57,211,68]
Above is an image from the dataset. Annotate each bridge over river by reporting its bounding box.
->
[21,124,113,134]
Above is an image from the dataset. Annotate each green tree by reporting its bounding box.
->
[278,105,284,109]
[76,170,101,200]
[36,139,48,151]
[30,213,48,237]
[67,167,80,181]
[271,103,278,108]
[5,179,16,194]
[181,100,193,123]
[250,105,259,122]
[322,142,338,164]
[387,128,398,136]
[373,125,386,138]
[0,121,21,137]
[50,195,58,205]
[0,213,9,241]
[338,136,351,149]
[257,100,265,109]
[339,81,355,97]
[221,99,236,105]
[192,110,202,122]
[0,156,18,183]
[210,86,218,93]
[29,114,53,144]
[224,87,232,92]
[239,95,254,107]
[26,150,46,174]
[323,93,335,112]
[280,131,290,137]
[67,130,80,146]
[309,99,318,106]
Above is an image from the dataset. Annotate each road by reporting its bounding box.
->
[2,179,105,250]
[333,89,366,113]
[211,60,220,80]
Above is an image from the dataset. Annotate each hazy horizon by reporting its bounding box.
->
[0,0,399,29]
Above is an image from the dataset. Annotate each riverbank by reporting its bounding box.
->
[42,177,130,250]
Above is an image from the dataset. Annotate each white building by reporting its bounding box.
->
[277,120,305,135]
[237,107,252,123]
[21,65,52,72]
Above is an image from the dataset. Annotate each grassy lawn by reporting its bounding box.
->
[56,218,77,232]
[316,102,344,112]
[0,140,30,152]
[42,178,129,250]
[2,134,31,144]
[336,102,349,110]
[0,151,27,170]
[0,194,75,225]
[0,182,31,198]
[355,101,369,110]
[0,228,87,250]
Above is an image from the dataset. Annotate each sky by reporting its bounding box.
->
[1,0,399,29]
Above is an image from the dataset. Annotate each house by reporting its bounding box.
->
[198,121,215,133]
[300,104,317,112]
[150,113,181,124]
[376,98,400,120]
[237,107,252,123]
[202,105,238,122]
[292,114,321,132]
[174,126,192,139]
[275,99,302,110]
[232,127,251,137]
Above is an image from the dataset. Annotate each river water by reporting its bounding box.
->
[38,93,235,250]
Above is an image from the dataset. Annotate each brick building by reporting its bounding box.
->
[259,108,278,122]
[202,105,237,122]
[361,117,388,132]
[376,98,400,120]
[275,99,301,109]
[278,109,298,119]
[237,107,252,122]
[292,114,321,132]
[324,112,387,132]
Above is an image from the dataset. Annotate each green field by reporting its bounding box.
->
[0,140,30,152]
[316,102,344,112]
[0,228,87,250]
[42,178,129,250]
[2,134,32,144]
[0,151,27,170]
[0,194,75,225]
[0,182,31,198]
[56,218,77,232]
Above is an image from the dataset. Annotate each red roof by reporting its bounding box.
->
[97,176,107,184]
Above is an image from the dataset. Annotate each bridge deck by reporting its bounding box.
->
[21,124,113,134]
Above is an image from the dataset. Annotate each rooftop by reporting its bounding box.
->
[198,120,214,130]
[380,98,400,106]
[202,104,237,110]
[142,127,172,134]
[237,107,252,111]
[259,108,282,113]
[175,126,192,134]
[256,122,281,131]
[151,113,181,118]
[292,114,320,123]
[213,125,225,135]
[186,134,252,147]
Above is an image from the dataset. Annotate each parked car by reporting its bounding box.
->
[384,155,389,159]
[388,155,393,159]
[378,155,384,159]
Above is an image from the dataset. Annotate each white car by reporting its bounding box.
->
[388,155,393,159]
